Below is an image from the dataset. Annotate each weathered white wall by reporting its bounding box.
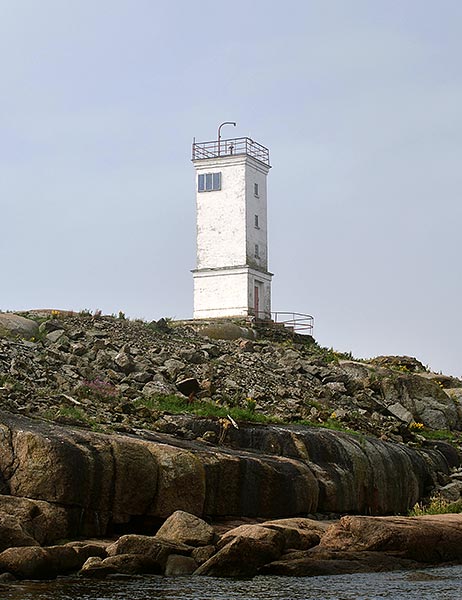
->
[192,153,272,319]
[193,269,249,318]
[193,267,272,319]
[195,156,247,270]
[245,161,269,272]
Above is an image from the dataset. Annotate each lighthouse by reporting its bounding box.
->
[192,125,273,320]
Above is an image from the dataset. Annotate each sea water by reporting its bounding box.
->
[2,566,462,600]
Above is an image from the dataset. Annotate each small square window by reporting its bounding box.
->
[198,172,221,192]
[254,215,259,228]
[254,183,259,197]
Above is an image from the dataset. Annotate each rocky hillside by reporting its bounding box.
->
[1,310,461,443]
[2,309,462,582]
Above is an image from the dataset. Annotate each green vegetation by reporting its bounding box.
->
[305,399,323,411]
[136,394,271,423]
[419,429,457,442]
[409,496,462,516]
[306,343,355,364]
[243,397,257,413]
[295,417,360,436]
[42,406,111,433]
[56,406,89,422]
[0,375,25,393]
[367,371,384,386]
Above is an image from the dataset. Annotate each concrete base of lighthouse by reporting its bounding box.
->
[192,265,272,320]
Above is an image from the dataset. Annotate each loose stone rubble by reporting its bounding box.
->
[1,311,461,438]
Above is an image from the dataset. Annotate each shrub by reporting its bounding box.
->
[409,496,462,516]
[77,378,119,401]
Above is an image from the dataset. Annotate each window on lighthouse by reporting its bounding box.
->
[198,172,221,192]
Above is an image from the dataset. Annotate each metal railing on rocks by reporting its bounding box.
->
[192,137,270,166]
[254,312,314,336]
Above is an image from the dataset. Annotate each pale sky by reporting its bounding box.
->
[1,1,461,376]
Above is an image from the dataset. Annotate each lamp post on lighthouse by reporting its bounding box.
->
[217,121,236,156]
[191,125,273,320]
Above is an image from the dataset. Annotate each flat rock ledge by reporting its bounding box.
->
[2,511,462,580]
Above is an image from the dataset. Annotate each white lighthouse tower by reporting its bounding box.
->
[192,124,273,320]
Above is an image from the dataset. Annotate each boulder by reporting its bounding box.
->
[64,542,108,563]
[370,356,427,373]
[260,517,326,550]
[80,554,160,577]
[337,360,372,384]
[114,351,135,374]
[164,359,186,379]
[445,389,462,418]
[0,495,70,550]
[0,314,38,339]
[79,556,104,576]
[142,379,177,396]
[198,323,256,341]
[379,374,460,430]
[438,481,462,502]
[0,542,98,580]
[191,544,216,565]
[194,535,281,578]
[319,514,462,562]
[106,535,191,570]
[0,547,52,579]
[419,373,462,390]
[0,514,39,553]
[38,319,63,334]
[42,545,82,573]
[261,547,421,576]
[387,402,413,424]
[156,510,215,547]
[0,545,79,580]
[165,554,198,576]
[46,329,65,344]
[218,524,285,554]
[262,517,330,536]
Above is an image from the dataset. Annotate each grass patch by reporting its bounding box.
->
[409,496,462,516]
[136,394,271,423]
[56,406,91,422]
[40,405,109,432]
[295,417,361,436]
[419,429,456,442]
[303,342,356,364]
